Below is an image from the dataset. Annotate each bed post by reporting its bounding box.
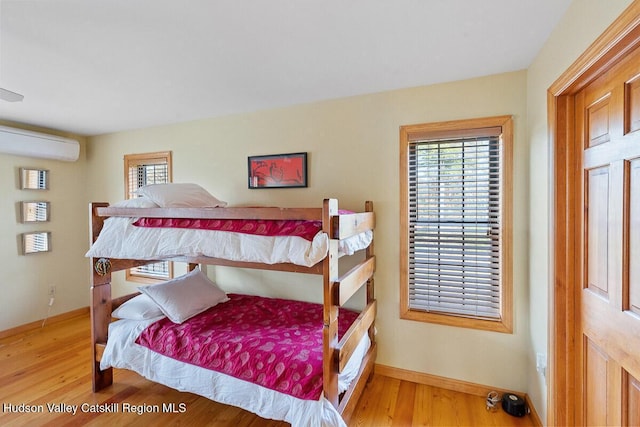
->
[365,201,376,347]
[322,198,340,408]
[89,202,113,392]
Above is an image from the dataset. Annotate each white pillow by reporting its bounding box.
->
[137,269,229,324]
[111,294,164,320]
[135,183,227,208]
[111,197,160,208]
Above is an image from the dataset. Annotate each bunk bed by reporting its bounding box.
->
[86,196,376,426]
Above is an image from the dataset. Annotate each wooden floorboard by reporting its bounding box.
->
[0,314,536,426]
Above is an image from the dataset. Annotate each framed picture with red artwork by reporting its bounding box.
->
[247,152,308,189]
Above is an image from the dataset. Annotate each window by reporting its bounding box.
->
[400,116,513,333]
[124,151,173,283]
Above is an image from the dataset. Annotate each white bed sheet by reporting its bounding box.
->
[101,316,370,427]
[86,217,372,267]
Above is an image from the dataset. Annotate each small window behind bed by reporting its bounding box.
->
[124,151,173,283]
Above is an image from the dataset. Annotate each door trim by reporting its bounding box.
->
[549,2,640,426]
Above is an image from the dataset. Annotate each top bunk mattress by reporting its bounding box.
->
[86,216,372,267]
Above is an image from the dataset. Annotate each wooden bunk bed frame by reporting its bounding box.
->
[88,198,376,423]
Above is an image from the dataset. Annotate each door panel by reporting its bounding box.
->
[584,338,609,426]
[586,166,610,297]
[629,159,640,316]
[624,372,640,426]
[587,95,612,147]
[579,42,640,426]
[625,76,640,134]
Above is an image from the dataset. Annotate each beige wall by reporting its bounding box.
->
[526,0,634,420]
[0,0,635,418]
[0,122,89,330]
[88,69,531,393]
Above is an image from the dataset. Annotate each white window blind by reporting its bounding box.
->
[127,162,169,197]
[133,261,170,279]
[408,136,501,319]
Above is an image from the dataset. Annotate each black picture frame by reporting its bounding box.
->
[248,152,308,189]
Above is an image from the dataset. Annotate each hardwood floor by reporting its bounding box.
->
[0,314,536,426]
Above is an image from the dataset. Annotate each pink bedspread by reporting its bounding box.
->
[135,294,359,400]
[132,210,354,242]
[133,217,322,241]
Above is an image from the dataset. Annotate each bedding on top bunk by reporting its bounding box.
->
[101,292,370,427]
[85,216,333,266]
[85,193,372,267]
[130,208,356,241]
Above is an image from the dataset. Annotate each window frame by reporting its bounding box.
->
[123,151,174,284]
[399,116,513,333]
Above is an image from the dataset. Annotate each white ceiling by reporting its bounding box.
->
[0,0,572,136]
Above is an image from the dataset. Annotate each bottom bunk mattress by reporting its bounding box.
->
[100,293,370,427]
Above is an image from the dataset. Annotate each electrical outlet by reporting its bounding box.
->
[47,285,56,307]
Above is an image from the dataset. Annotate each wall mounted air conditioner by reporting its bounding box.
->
[0,125,80,162]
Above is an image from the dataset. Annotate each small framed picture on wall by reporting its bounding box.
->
[248,152,308,189]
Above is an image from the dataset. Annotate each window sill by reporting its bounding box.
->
[400,308,513,334]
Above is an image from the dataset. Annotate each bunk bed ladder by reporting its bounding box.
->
[322,199,377,420]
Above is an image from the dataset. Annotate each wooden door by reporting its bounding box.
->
[576,41,640,426]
